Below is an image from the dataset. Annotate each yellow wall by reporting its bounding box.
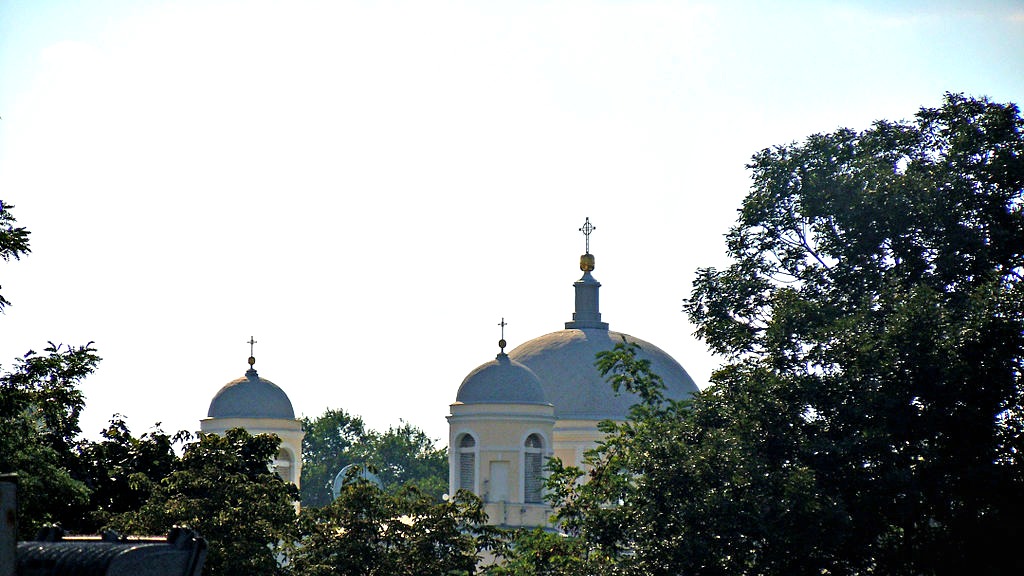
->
[200,416,304,488]
[448,403,555,528]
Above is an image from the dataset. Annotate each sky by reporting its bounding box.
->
[1,0,1022,447]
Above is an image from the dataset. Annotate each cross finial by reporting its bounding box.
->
[498,318,508,353]
[247,336,257,367]
[579,217,596,254]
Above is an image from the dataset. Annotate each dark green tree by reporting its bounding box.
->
[547,93,1024,575]
[485,528,615,576]
[1,202,102,534]
[0,200,31,312]
[301,409,449,506]
[361,421,448,501]
[115,428,299,576]
[546,343,723,576]
[287,484,494,576]
[300,408,369,507]
[683,92,1024,575]
[0,342,100,535]
[71,418,182,533]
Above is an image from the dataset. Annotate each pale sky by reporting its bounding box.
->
[1,0,1022,447]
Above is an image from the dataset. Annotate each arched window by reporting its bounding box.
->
[524,434,544,504]
[274,448,295,484]
[458,434,476,493]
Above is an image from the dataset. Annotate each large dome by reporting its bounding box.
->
[509,328,698,421]
[456,353,548,405]
[207,368,295,419]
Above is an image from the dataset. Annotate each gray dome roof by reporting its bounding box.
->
[207,368,295,419]
[456,353,549,405]
[509,328,698,420]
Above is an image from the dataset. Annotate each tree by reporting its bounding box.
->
[361,421,448,501]
[71,417,182,533]
[485,528,614,576]
[546,343,733,576]
[683,92,1024,574]
[287,483,495,576]
[0,200,31,312]
[300,408,369,507]
[1,202,103,534]
[301,409,449,506]
[0,342,101,535]
[547,93,1024,575]
[115,428,299,576]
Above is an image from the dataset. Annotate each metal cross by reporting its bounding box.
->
[498,318,507,340]
[247,336,257,357]
[579,217,596,254]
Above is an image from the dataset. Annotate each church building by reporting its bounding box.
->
[201,341,304,488]
[448,219,699,528]
[198,220,697,530]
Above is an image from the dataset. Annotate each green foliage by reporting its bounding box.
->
[115,428,299,576]
[544,93,1024,575]
[0,200,31,312]
[361,421,449,501]
[71,418,183,533]
[0,342,100,534]
[547,343,710,575]
[287,484,495,576]
[300,408,368,507]
[486,528,614,576]
[301,409,449,506]
[682,92,1024,574]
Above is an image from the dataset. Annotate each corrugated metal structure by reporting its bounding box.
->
[16,528,206,576]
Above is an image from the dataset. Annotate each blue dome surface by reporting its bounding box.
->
[207,368,295,419]
[509,328,698,421]
[456,353,548,405]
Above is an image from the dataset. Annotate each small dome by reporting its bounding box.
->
[509,328,698,420]
[456,353,548,405]
[207,368,295,419]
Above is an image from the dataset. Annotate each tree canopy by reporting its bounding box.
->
[0,341,101,534]
[300,408,369,507]
[301,409,448,506]
[0,200,31,312]
[1,202,103,534]
[288,484,494,576]
[114,428,300,576]
[545,93,1024,575]
[684,92,1024,574]
[71,417,183,533]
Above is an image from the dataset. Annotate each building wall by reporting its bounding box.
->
[447,403,555,528]
[550,418,607,470]
[199,416,304,488]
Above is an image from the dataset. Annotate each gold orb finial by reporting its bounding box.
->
[248,356,256,367]
[580,253,595,271]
